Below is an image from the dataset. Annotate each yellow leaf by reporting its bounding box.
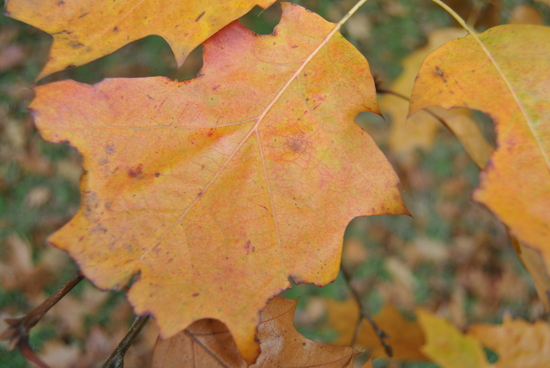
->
[468,315,550,368]
[326,299,427,360]
[417,309,490,368]
[410,25,550,301]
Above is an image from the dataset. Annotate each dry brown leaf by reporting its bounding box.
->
[153,319,246,368]
[510,5,543,24]
[153,297,356,368]
[0,43,26,71]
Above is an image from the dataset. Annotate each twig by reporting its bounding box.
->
[102,315,150,368]
[0,272,85,367]
[375,82,454,131]
[340,265,393,357]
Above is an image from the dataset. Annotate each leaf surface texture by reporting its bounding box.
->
[6,0,275,78]
[30,4,407,362]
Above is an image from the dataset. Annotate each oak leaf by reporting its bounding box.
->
[29,4,407,363]
[417,309,490,368]
[468,315,550,368]
[410,25,550,291]
[152,297,357,367]
[326,299,427,360]
[5,0,276,79]
[413,17,550,310]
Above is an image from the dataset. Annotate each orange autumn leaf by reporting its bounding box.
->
[29,4,407,364]
[417,17,550,310]
[5,0,275,79]
[417,309,490,368]
[468,315,550,368]
[152,297,357,368]
[326,299,427,360]
[410,25,550,281]
[380,27,493,169]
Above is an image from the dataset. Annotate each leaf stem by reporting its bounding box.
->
[102,315,150,368]
[0,272,85,368]
[340,265,393,357]
[376,86,450,137]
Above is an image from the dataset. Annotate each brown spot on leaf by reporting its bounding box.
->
[192,293,199,297]
[435,66,447,83]
[113,27,119,33]
[128,164,143,178]
[244,240,253,254]
[84,191,99,218]
[68,40,84,49]
[286,136,307,153]
[104,143,116,155]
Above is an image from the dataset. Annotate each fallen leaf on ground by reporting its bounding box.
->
[509,5,543,24]
[326,299,427,360]
[468,315,550,368]
[417,309,490,368]
[152,297,357,368]
[410,25,550,300]
[5,0,276,79]
[30,4,407,363]
[360,359,373,368]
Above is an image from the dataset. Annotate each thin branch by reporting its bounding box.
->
[340,265,393,357]
[376,84,456,134]
[102,315,150,368]
[466,0,483,28]
[0,272,85,368]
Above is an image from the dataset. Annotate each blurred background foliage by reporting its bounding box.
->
[1,0,549,367]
